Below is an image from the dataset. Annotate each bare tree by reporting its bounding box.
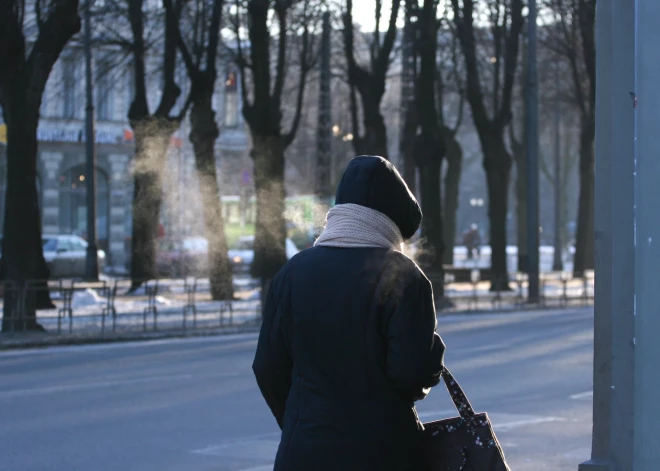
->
[125,0,188,290]
[0,0,81,331]
[399,0,418,192]
[170,0,233,300]
[508,32,527,272]
[413,0,448,302]
[450,0,524,291]
[230,0,319,294]
[543,0,594,276]
[342,0,402,158]
[436,19,466,265]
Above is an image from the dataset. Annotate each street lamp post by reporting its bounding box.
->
[524,0,540,302]
[552,57,563,272]
[83,0,99,280]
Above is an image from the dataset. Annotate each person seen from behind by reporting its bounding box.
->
[253,155,446,470]
[463,223,481,260]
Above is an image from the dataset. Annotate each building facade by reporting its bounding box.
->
[0,45,251,269]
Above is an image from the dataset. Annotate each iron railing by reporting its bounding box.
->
[0,271,593,338]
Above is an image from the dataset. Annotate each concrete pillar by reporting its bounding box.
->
[108,154,129,268]
[631,1,660,467]
[40,151,63,235]
[580,0,660,469]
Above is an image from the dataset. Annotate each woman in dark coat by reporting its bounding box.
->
[253,156,446,471]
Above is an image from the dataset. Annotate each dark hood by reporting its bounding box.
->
[335,156,422,240]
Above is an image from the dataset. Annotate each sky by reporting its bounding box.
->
[352,0,399,33]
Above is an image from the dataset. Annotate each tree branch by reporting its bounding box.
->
[25,0,81,109]
[450,0,490,131]
[230,0,252,117]
[496,0,523,128]
[272,0,288,107]
[247,0,271,131]
[165,0,195,78]
[283,0,312,148]
[578,0,595,113]
[373,0,401,78]
[155,0,182,117]
[127,0,149,121]
[205,0,223,75]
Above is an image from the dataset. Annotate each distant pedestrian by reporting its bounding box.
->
[253,156,446,471]
[463,223,481,260]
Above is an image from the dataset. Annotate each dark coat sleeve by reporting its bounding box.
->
[385,275,445,402]
[252,272,292,429]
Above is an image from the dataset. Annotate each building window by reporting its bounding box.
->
[96,60,114,121]
[62,58,77,119]
[59,164,109,244]
[224,70,239,128]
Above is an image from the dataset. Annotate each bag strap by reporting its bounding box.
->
[441,367,476,419]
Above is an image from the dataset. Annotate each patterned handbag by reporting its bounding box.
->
[423,367,511,470]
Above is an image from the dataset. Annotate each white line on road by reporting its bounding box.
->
[191,432,280,454]
[417,409,460,420]
[419,410,566,432]
[236,466,273,471]
[0,373,194,399]
[569,391,593,400]
[495,416,567,431]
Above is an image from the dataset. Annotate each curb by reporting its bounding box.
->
[0,305,593,351]
[0,323,262,351]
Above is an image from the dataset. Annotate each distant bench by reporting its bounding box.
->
[443,265,492,283]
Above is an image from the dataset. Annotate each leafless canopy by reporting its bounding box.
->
[229,0,322,148]
[541,0,595,120]
[0,0,81,111]
[450,0,524,133]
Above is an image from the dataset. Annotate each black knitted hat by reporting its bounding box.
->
[334,155,422,240]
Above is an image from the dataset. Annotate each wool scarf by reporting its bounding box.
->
[314,203,404,252]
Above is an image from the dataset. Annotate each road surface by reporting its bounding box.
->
[0,308,594,470]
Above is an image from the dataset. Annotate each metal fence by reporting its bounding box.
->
[0,271,593,339]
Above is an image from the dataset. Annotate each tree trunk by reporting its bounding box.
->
[354,95,389,158]
[442,129,462,265]
[1,98,50,332]
[403,144,417,196]
[401,106,417,195]
[417,154,445,300]
[573,118,595,276]
[251,135,287,280]
[189,88,234,300]
[129,120,172,289]
[514,148,528,273]
[483,137,513,291]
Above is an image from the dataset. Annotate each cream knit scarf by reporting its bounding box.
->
[314,203,404,252]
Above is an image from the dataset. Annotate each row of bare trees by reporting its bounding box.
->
[339,0,595,290]
[0,0,597,330]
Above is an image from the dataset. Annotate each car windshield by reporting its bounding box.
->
[231,239,253,251]
[183,238,208,252]
[42,238,57,251]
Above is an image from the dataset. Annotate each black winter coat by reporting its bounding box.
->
[253,246,446,471]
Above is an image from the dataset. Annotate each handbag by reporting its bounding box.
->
[423,367,511,470]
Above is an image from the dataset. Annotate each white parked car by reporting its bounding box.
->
[42,235,106,278]
[228,235,299,274]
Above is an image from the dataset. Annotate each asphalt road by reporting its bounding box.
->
[0,308,595,471]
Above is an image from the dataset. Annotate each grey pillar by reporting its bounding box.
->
[524,0,540,301]
[632,1,660,468]
[40,152,63,235]
[580,0,660,469]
